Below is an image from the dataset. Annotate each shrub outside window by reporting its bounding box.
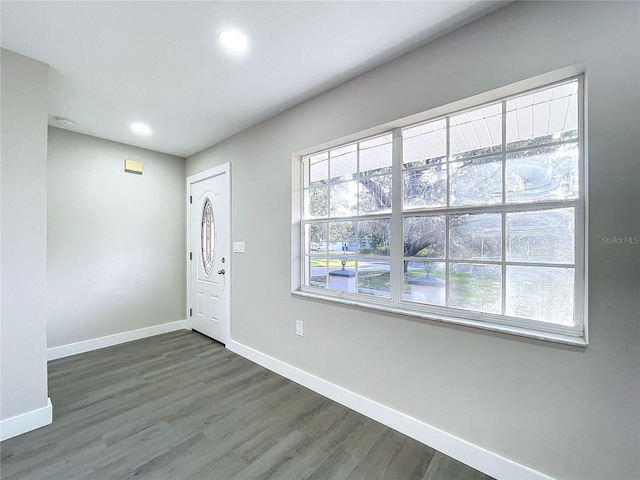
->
[299,77,585,344]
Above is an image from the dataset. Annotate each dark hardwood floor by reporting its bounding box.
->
[1,331,494,480]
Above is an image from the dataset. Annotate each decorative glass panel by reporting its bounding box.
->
[201,197,214,276]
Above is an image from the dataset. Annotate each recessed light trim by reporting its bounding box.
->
[218,29,248,52]
[54,116,75,128]
[131,122,153,136]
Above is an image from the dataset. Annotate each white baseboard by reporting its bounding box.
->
[47,320,188,361]
[227,340,554,480]
[0,398,53,441]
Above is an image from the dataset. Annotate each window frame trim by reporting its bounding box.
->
[294,72,588,347]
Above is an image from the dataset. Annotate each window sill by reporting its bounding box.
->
[291,290,587,348]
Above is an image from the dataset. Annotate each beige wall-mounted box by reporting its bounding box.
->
[124,159,143,174]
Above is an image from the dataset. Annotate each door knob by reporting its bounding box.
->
[218,269,225,275]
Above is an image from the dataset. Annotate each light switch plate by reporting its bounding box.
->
[233,242,245,253]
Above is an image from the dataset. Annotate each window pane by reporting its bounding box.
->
[306,185,328,218]
[357,260,390,298]
[506,81,578,150]
[450,213,502,261]
[403,261,445,305]
[329,181,358,217]
[359,175,392,214]
[328,221,355,254]
[506,143,579,203]
[330,144,357,181]
[450,263,502,313]
[403,165,447,209]
[307,256,327,289]
[328,258,356,293]
[404,216,445,258]
[507,208,575,263]
[360,134,392,150]
[450,103,502,160]
[358,219,390,256]
[506,266,574,325]
[360,135,392,175]
[305,222,327,254]
[308,152,328,185]
[403,119,447,164]
[450,156,502,206]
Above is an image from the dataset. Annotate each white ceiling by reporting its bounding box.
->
[1,1,508,158]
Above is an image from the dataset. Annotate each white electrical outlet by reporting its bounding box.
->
[296,320,304,337]
[233,242,245,253]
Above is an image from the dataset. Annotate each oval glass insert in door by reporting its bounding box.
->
[201,197,215,276]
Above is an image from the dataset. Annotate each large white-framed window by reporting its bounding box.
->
[297,76,586,345]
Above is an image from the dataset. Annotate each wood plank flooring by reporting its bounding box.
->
[1,331,495,480]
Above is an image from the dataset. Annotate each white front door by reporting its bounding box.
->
[188,164,230,343]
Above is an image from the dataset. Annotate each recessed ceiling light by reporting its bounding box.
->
[218,29,248,52]
[54,116,75,128]
[131,122,152,136]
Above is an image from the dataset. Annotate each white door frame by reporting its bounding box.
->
[186,163,231,344]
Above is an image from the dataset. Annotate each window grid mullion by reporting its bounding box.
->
[501,99,507,316]
[445,214,451,307]
[391,128,404,307]
[446,116,451,209]
[402,200,579,217]
[355,143,361,287]
[326,153,332,221]
[505,137,578,155]
[300,160,307,287]
[445,116,451,307]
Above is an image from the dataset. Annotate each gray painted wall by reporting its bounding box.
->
[47,128,186,347]
[0,50,49,420]
[186,3,640,479]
